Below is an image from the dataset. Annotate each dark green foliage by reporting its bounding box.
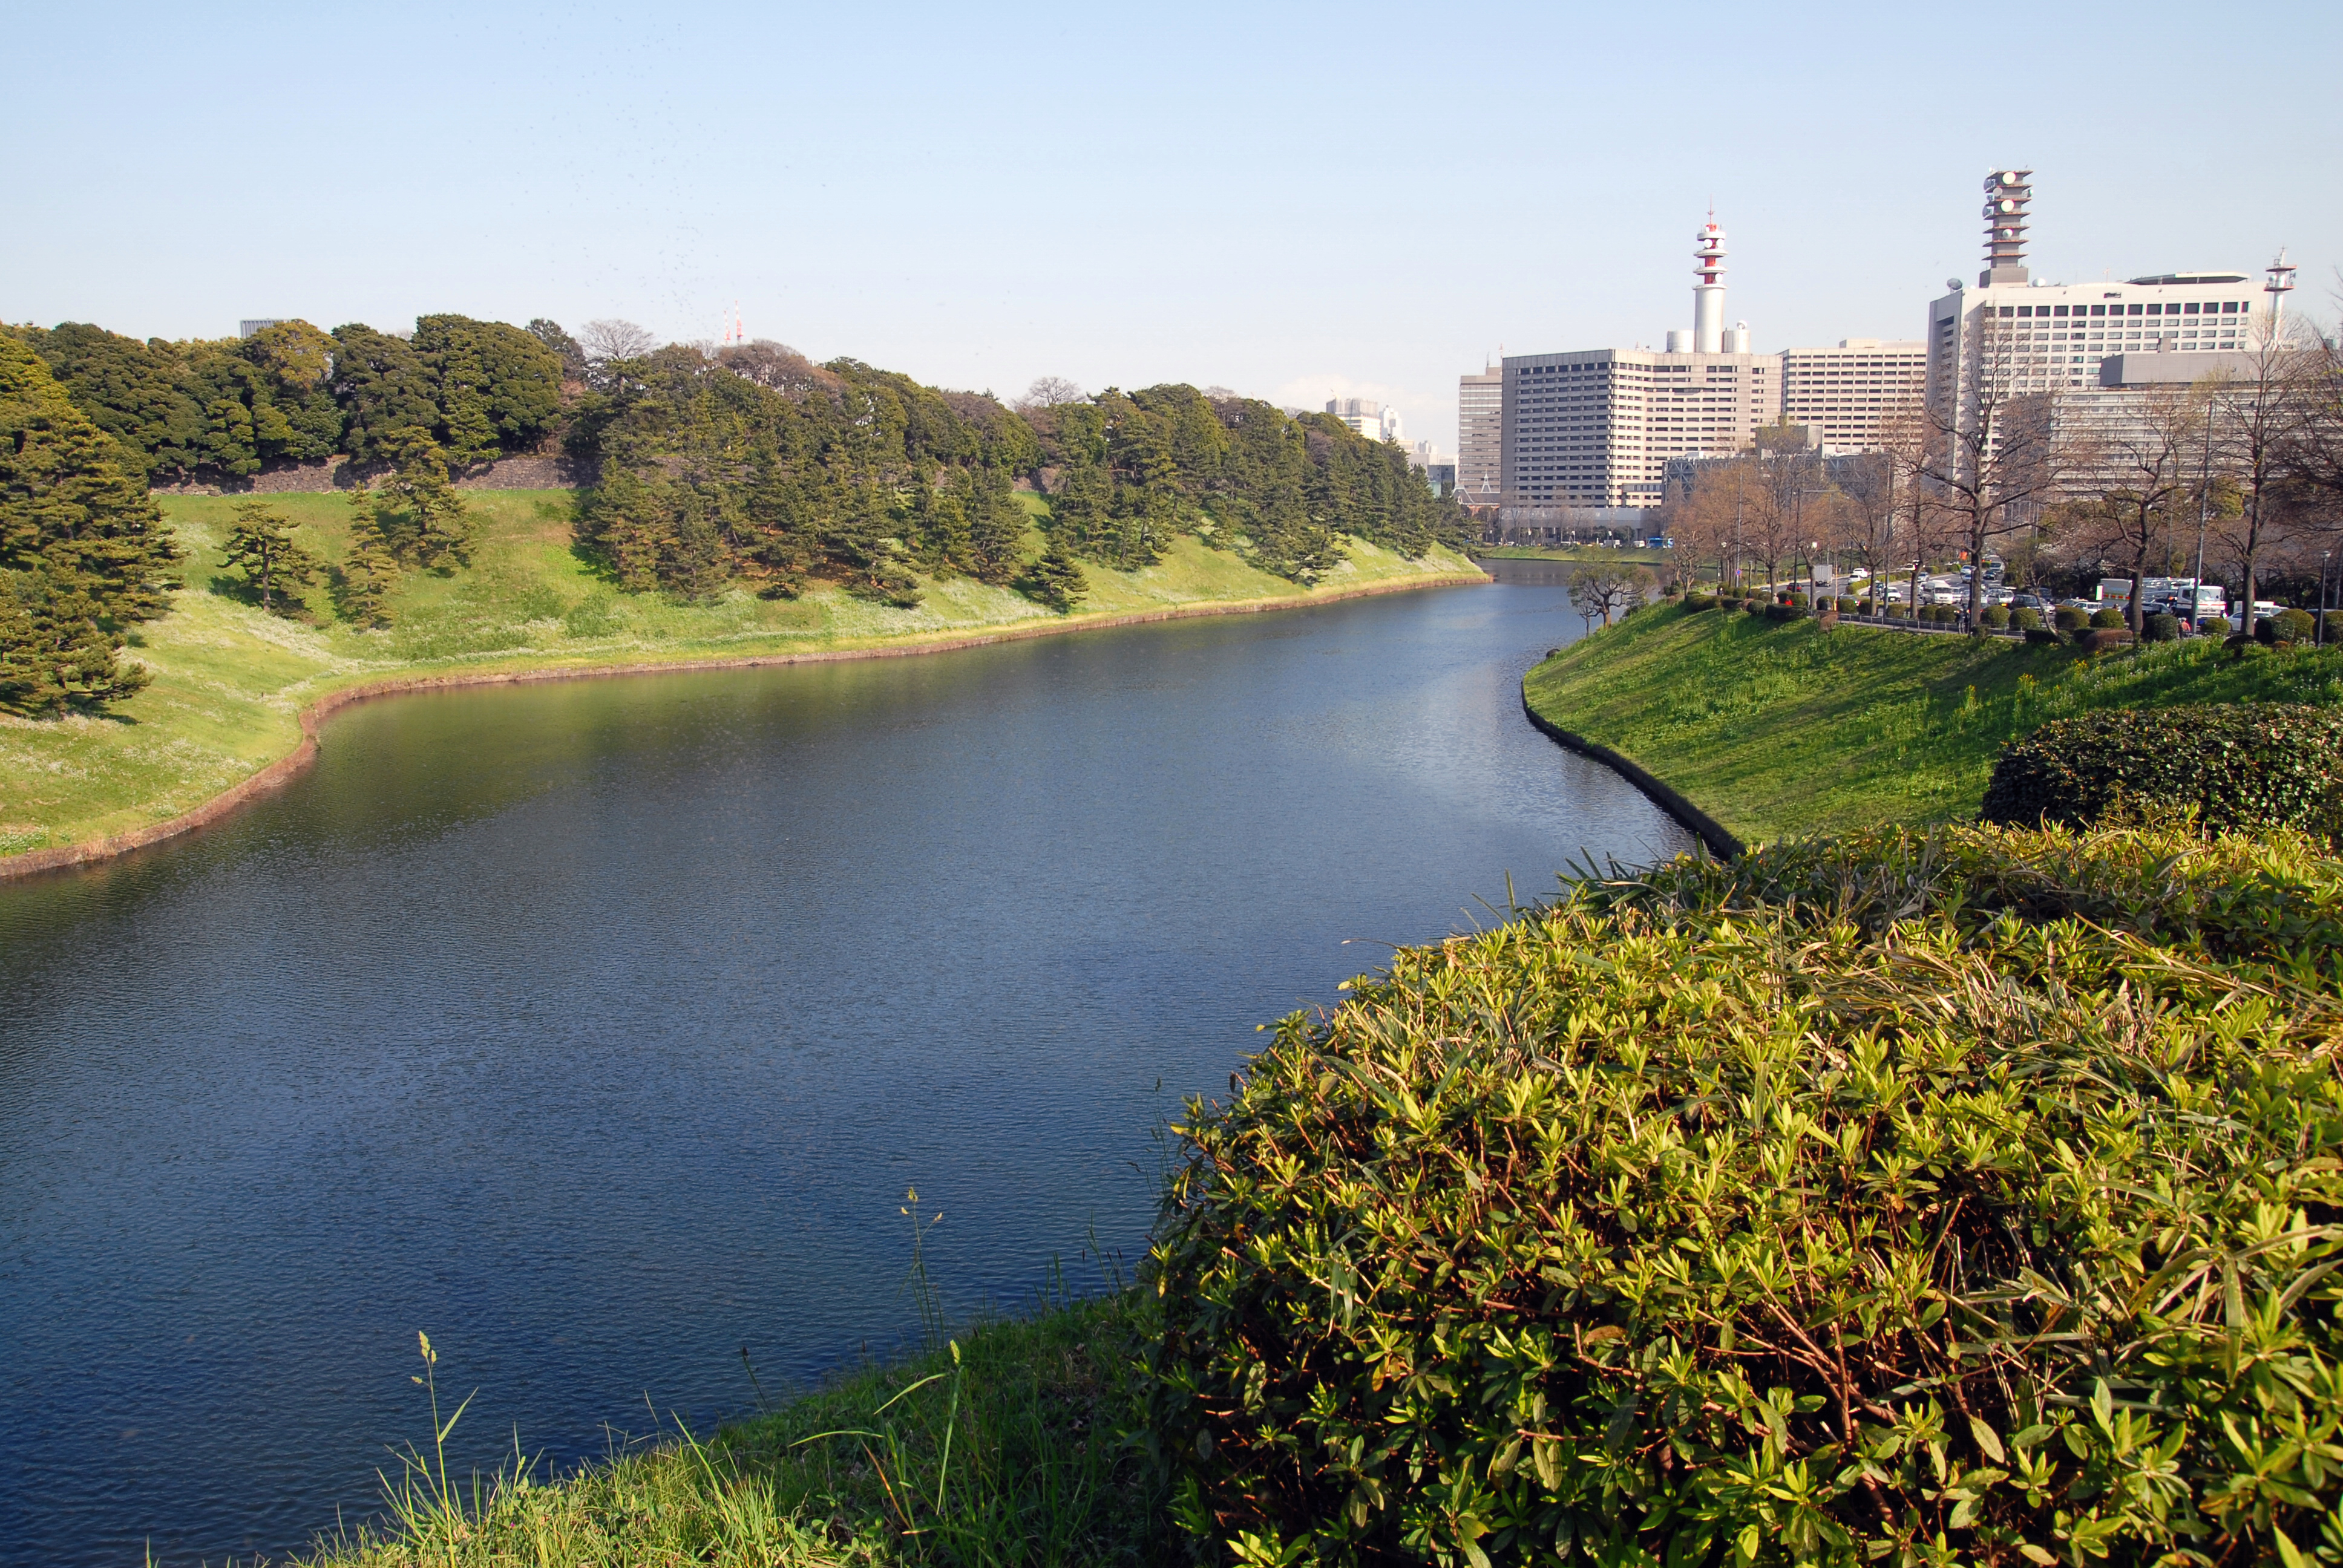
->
[0,566,152,714]
[1017,534,1089,613]
[1149,822,2343,1568]
[2024,626,2061,644]
[2273,608,2317,644]
[6,319,345,482]
[411,315,565,468]
[2056,606,2089,632]
[526,318,588,384]
[331,324,441,465]
[1764,600,1804,621]
[2144,610,2180,642]
[1981,605,2011,629]
[2089,606,2125,629]
[2012,606,2044,631]
[1834,596,1858,615]
[2202,616,2232,637]
[0,334,180,630]
[1682,592,1717,611]
[572,350,1040,606]
[2325,612,2343,645]
[217,500,322,614]
[1981,702,2343,838]
[1021,388,1469,584]
[339,435,474,619]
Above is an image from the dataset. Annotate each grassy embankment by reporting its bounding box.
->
[305,1292,1170,1567]
[1524,602,2343,844]
[0,490,1479,858]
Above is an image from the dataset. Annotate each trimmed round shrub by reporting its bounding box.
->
[2143,610,2180,642]
[2257,616,2282,645]
[1786,592,1810,610]
[1681,592,1717,612]
[1764,601,1806,622]
[2054,606,2089,632]
[1835,596,1859,615]
[1980,606,2010,629]
[2324,612,2343,644]
[1150,823,2343,1568]
[2200,615,2231,637]
[2274,607,2316,644]
[1924,604,1958,625]
[2023,626,2062,644]
[2089,606,2125,629]
[1742,598,1766,615]
[2011,606,2043,631]
[1982,702,2343,838]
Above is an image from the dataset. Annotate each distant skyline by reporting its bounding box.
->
[8,0,2338,456]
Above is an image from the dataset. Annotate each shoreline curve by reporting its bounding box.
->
[1,570,1487,884]
[1518,688,1744,861]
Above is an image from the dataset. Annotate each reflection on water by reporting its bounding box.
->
[0,563,1686,1566]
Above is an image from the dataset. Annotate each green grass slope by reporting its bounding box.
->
[0,490,1480,858]
[1523,604,2343,843]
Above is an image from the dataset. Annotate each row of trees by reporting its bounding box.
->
[1662,323,2343,633]
[571,344,1470,608]
[4,316,567,483]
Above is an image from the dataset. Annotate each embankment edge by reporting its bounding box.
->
[1518,688,1745,860]
[2,571,1487,883]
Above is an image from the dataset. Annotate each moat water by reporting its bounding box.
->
[0,561,1689,1566]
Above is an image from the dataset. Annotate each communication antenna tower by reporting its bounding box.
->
[2266,249,2297,335]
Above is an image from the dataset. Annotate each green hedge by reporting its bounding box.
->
[2054,606,2089,632]
[1834,596,1858,615]
[1149,823,2343,1567]
[1981,702,2343,838]
[1682,592,1717,611]
[2089,606,2125,629]
[2143,610,2180,642]
[1980,606,2010,629]
[2011,606,2043,631]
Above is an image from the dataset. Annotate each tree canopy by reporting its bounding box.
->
[0,335,177,713]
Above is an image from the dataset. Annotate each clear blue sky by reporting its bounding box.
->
[7,0,2336,454]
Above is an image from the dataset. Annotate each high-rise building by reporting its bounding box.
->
[1501,216,1780,512]
[1325,397,1403,443]
[1778,339,1928,454]
[1922,169,2272,459]
[1457,366,1503,511]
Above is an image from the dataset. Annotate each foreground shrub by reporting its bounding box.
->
[2089,606,2125,629]
[1765,601,1806,622]
[1980,605,2010,629]
[2201,616,2232,637]
[2024,626,2060,645]
[2011,606,2043,631]
[1683,592,1717,612]
[2273,608,2317,644]
[1981,702,2343,839]
[1149,824,2343,1568]
[2055,606,2089,632]
[1834,596,1858,615]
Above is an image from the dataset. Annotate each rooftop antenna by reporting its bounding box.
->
[1980,169,2032,287]
[2266,248,2297,335]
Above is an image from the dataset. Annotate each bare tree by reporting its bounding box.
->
[1017,376,1086,410]
[580,319,660,363]
[1837,403,1927,613]
[716,339,839,399]
[1570,563,1656,629]
[1916,313,2071,624]
[2207,327,2313,619]
[2045,384,2204,632]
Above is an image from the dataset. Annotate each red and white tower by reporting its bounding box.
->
[1693,215,1727,353]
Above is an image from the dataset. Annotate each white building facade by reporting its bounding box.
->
[1325,397,1404,443]
[1502,348,1778,509]
[1779,339,1928,454]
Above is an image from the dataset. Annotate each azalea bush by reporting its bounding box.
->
[1147,823,2343,1568]
[1982,703,2343,843]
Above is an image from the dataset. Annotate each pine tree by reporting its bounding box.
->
[335,482,401,627]
[1018,534,1088,613]
[218,500,322,613]
[966,468,1027,585]
[0,566,151,716]
[375,430,474,569]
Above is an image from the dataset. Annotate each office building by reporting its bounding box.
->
[1922,169,2273,450]
[1778,339,1928,454]
[1501,216,1778,513]
[1457,366,1503,511]
[1325,397,1403,444]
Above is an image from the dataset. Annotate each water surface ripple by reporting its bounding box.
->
[0,561,1687,1565]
